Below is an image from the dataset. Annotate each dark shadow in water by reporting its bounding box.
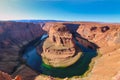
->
[17,34,48,73]
[20,24,99,78]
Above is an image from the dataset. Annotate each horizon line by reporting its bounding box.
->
[0,19,120,24]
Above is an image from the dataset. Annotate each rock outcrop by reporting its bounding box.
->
[0,71,22,80]
[12,65,38,80]
[40,24,82,67]
[76,23,120,53]
[0,71,12,80]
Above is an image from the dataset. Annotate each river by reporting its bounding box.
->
[22,34,97,78]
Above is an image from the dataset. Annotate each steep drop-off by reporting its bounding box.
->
[0,21,45,80]
[0,21,120,80]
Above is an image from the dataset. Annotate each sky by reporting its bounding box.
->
[0,0,120,22]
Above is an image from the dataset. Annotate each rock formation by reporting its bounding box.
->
[0,21,46,49]
[0,71,12,80]
[0,21,45,80]
[12,65,38,80]
[0,21,120,80]
[0,71,22,80]
[38,22,120,80]
[76,23,120,53]
[0,21,45,71]
[41,24,82,67]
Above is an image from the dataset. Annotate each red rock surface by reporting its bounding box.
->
[0,21,46,49]
[0,71,22,80]
[0,21,45,80]
[0,21,120,80]
[43,22,120,53]
[76,23,120,53]
[40,23,82,67]
[0,71,12,80]
[12,65,38,80]
[112,71,120,80]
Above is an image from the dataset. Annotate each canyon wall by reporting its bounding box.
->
[0,21,45,80]
[0,21,120,80]
[43,22,120,53]
[0,21,46,48]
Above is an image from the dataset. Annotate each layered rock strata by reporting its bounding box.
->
[0,21,45,80]
[41,24,82,67]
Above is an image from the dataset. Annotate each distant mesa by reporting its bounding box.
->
[40,24,82,67]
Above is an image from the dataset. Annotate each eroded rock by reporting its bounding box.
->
[40,24,82,67]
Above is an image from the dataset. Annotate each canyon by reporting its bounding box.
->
[0,21,120,80]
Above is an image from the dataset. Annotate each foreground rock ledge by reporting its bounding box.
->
[40,24,82,67]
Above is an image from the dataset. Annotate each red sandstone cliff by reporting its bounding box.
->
[43,22,120,53]
[0,21,120,80]
[0,21,45,80]
[0,21,46,49]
